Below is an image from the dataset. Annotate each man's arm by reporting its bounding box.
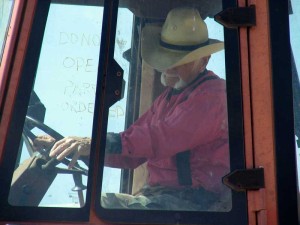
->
[120,81,228,159]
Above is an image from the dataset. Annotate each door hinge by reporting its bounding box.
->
[223,168,265,191]
[214,5,256,29]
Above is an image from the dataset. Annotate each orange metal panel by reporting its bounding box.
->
[238,9,257,225]
[248,1,278,225]
[0,0,25,108]
[235,1,257,225]
[0,0,38,163]
[238,13,257,225]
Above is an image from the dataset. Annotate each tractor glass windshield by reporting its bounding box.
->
[8,2,103,208]
[98,0,240,220]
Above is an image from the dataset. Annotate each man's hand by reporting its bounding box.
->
[34,135,91,169]
[49,136,91,168]
[33,135,56,152]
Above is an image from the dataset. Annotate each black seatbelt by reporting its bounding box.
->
[176,150,193,185]
[176,75,219,186]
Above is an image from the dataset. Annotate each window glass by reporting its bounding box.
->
[289,0,300,219]
[100,0,232,214]
[0,0,14,64]
[8,2,103,208]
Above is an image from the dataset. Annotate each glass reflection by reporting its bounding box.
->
[8,3,103,207]
[101,5,231,211]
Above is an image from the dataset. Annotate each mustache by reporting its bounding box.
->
[160,73,188,90]
[160,73,178,86]
[163,73,179,78]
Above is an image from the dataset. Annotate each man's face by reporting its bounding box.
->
[161,57,209,89]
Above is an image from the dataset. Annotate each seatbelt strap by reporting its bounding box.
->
[176,151,192,185]
[176,75,219,186]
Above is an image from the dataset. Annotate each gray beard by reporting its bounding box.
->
[160,73,188,90]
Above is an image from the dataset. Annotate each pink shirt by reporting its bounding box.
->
[105,71,230,193]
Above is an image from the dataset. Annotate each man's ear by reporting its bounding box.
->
[200,55,211,71]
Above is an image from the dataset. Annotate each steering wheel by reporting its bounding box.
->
[22,116,88,189]
[9,116,89,207]
[23,116,87,172]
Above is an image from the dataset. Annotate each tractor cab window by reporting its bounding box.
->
[0,0,14,63]
[7,2,103,208]
[101,2,228,206]
[2,1,104,214]
[96,0,247,224]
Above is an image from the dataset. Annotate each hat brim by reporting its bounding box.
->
[141,25,224,71]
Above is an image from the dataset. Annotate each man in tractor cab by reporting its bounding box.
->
[34,7,230,211]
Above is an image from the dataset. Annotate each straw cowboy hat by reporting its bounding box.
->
[141,7,224,71]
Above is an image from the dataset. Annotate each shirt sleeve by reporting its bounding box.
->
[120,80,228,160]
[104,154,147,169]
[103,96,161,168]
